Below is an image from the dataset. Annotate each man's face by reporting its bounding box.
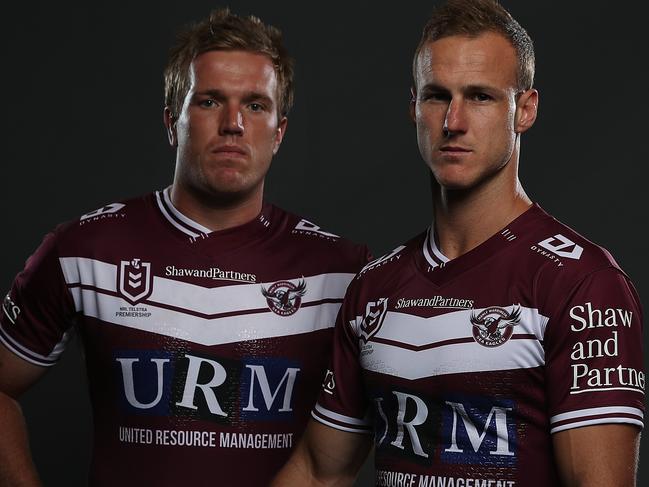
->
[167,50,286,203]
[412,32,532,191]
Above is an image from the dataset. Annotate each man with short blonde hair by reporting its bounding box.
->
[0,9,369,486]
[273,1,643,485]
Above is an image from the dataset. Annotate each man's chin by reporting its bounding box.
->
[431,173,475,192]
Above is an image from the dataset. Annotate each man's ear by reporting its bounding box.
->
[163,107,178,147]
[272,117,288,155]
[409,87,417,124]
[515,89,538,134]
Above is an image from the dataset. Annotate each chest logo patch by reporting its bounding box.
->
[262,279,307,316]
[118,259,153,305]
[470,305,521,347]
[354,298,389,343]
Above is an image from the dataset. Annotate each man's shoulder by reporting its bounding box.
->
[270,205,370,265]
[52,193,153,244]
[527,205,621,277]
[352,231,425,288]
[522,206,631,310]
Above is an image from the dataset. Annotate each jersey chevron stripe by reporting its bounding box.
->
[74,290,341,345]
[70,284,342,319]
[363,338,544,380]
[59,257,354,315]
[364,307,548,346]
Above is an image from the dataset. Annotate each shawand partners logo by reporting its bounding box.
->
[395,295,474,310]
[470,305,521,347]
[262,279,307,316]
[118,259,153,305]
[165,265,256,283]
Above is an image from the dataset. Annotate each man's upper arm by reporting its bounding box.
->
[553,424,640,487]
[0,343,48,398]
[543,266,644,484]
[273,420,372,486]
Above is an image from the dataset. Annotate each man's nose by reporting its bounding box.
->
[443,99,467,137]
[219,104,244,136]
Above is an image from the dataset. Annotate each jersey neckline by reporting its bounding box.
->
[416,203,549,286]
[152,187,276,248]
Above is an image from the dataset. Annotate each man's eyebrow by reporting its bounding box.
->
[463,84,499,93]
[420,83,449,93]
[193,89,274,106]
[241,92,274,107]
[194,89,225,98]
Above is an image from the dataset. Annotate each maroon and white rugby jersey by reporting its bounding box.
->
[0,188,370,486]
[313,204,644,486]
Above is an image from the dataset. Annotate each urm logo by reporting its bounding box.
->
[114,350,301,423]
[115,350,175,416]
[374,390,517,466]
[240,357,301,421]
[441,396,517,466]
[374,389,439,465]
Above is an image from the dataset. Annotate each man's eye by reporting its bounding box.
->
[423,93,450,102]
[199,99,216,108]
[248,103,264,112]
[472,93,492,102]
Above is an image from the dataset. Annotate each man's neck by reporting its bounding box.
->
[432,173,531,260]
[170,184,264,232]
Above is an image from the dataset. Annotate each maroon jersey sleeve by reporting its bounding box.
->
[544,267,644,433]
[311,280,373,434]
[0,230,77,366]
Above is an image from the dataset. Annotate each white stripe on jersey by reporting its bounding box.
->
[362,339,544,380]
[550,406,644,424]
[372,307,548,347]
[311,403,373,434]
[154,191,204,239]
[0,327,72,367]
[313,403,371,426]
[551,417,644,434]
[59,257,353,316]
[358,307,547,379]
[310,411,374,435]
[424,227,450,268]
[423,226,450,269]
[160,188,212,236]
[75,289,341,345]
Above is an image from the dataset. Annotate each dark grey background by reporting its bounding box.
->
[1,1,646,485]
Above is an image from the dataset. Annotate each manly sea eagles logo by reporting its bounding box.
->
[353,298,389,343]
[470,305,521,347]
[118,259,153,305]
[262,279,307,316]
